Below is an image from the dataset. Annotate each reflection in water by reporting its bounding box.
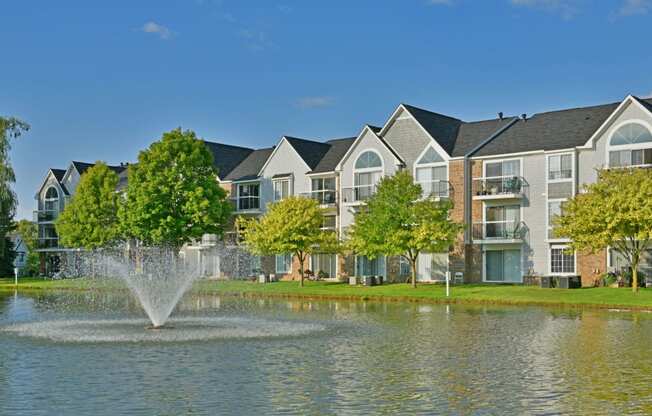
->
[1,291,652,415]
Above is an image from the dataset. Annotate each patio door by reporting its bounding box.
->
[485,249,521,282]
[417,252,447,281]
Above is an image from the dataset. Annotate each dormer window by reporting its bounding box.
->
[608,122,652,168]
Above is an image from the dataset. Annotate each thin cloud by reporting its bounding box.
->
[141,21,172,39]
[510,0,580,20]
[617,0,650,16]
[296,96,334,109]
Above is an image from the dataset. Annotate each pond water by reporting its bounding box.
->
[1,290,652,415]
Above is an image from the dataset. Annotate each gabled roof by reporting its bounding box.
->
[310,137,356,173]
[473,102,624,156]
[224,147,275,181]
[51,168,66,182]
[335,125,405,171]
[283,136,332,170]
[450,117,518,157]
[202,141,254,179]
[71,161,126,175]
[402,104,462,155]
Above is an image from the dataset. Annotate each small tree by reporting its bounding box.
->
[119,128,231,250]
[56,162,122,249]
[15,219,39,275]
[237,196,339,287]
[556,168,652,292]
[346,170,462,288]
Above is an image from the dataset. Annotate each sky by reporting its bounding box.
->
[1,0,650,220]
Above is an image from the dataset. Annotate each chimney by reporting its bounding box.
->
[521,113,527,121]
[498,112,504,120]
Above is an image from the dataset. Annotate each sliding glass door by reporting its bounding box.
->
[485,249,521,282]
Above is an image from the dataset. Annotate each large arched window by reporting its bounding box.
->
[608,122,652,167]
[353,150,383,201]
[414,146,448,198]
[44,186,59,211]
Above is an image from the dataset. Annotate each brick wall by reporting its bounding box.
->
[578,249,607,287]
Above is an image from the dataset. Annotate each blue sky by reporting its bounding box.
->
[1,0,650,219]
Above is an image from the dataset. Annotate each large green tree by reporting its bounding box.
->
[55,162,122,249]
[556,168,652,292]
[119,128,231,249]
[238,196,339,287]
[346,170,462,288]
[0,117,29,252]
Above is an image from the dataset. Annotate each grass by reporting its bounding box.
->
[3,277,652,310]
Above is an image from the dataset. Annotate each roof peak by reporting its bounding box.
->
[401,103,462,122]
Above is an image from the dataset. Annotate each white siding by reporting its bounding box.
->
[259,139,310,212]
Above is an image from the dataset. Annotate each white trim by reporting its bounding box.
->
[604,119,652,168]
[309,252,338,279]
[582,95,652,149]
[258,136,311,176]
[548,244,577,276]
[34,169,65,199]
[415,252,450,282]
[378,104,452,161]
[482,245,523,283]
[471,150,544,160]
[272,176,293,201]
[335,125,403,171]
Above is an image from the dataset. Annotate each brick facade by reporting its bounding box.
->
[578,249,607,287]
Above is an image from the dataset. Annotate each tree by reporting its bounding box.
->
[119,128,231,249]
[55,162,122,249]
[555,168,652,293]
[237,196,339,287]
[15,219,39,275]
[0,237,15,277]
[346,170,462,288]
[0,117,29,252]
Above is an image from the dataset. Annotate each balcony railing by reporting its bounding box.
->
[472,221,527,241]
[33,209,59,222]
[230,196,261,211]
[301,189,337,205]
[416,180,453,199]
[472,176,528,198]
[37,237,59,249]
[342,185,376,204]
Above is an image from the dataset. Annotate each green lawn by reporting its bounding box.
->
[3,277,652,310]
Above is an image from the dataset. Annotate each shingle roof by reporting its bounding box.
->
[402,104,462,155]
[202,141,254,179]
[473,102,623,156]
[450,117,518,157]
[284,136,332,170]
[224,147,275,181]
[72,161,126,175]
[310,137,356,173]
[51,168,66,182]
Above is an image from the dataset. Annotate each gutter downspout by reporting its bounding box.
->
[462,117,519,244]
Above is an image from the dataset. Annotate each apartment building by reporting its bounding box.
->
[36,95,652,285]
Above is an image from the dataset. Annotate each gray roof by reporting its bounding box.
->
[72,161,126,176]
[203,141,253,179]
[284,136,332,170]
[450,117,518,157]
[473,102,626,156]
[310,137,356,173]
[224,147,275,181]
[402,104,462,155]
[50,168,69,195]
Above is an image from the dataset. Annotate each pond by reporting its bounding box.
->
[1,290,652,415]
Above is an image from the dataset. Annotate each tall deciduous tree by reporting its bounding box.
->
[119,128,231,249]
[0,117,29,252]
[346,170,462,288]
[555,168,652,292]
[55,162,122,249]
[237,196,339,287]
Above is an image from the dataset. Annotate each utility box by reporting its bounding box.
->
[557,275,581,289]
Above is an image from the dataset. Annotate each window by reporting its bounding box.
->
[312,253,336,278]
[355,151,382,169]
[275,254,292,274]
[321,215,336,230]
[249,256,262,275]
[550,246,575,275]
[485,205,520,239]
[485,249,521,282]
[356,255,385,277]
[237,183,260,210]
[311,177,336,204]
[273,178,291,201]
[548,200,562,239]
[415,165,448,197]
[417,147,444,164]
[608,123,652,168]
[548,154,573,180]
[44,186,59,211]
[399,256,411,277]
[485,160,520,178]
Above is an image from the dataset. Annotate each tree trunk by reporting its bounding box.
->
[632,256,639,293]
[410,258,417,289]
[298,252,304,288]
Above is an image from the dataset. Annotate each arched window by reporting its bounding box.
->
[415,146,448,198]
[354,151,382,169]
[608,122,652,167]
[353,150,383,201]
[44,186,59,212]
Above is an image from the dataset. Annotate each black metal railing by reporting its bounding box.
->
[341,185,376,203]
[416,180,453,199]
[33,209,58,222]
[472,176,528,197]
[472,221,527,240]
[301,190,337,205]
[230,196,260,211]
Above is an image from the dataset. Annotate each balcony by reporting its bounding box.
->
[230,196,261,213]
[416,180,453,200]
[472,176,528,200]
[33,209,59,223]
[301,189,337,206]
[342,185,376,204]
[37,237,59,250]
[472,221,527,243]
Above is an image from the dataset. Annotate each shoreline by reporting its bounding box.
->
[3,278,652,312]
